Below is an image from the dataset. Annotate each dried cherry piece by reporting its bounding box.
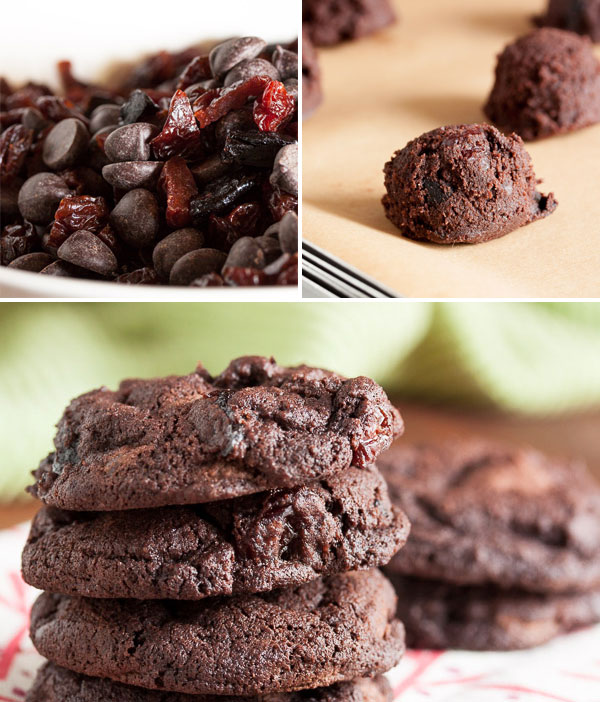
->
[0,109,27,129]
[35,96,88,126]
[193,75,271,128]
[222,130,295,167]
[276,254,298,285]
[0,221,39,265]
[190,172,262,223]
[123,50,177,90]
[96,223,120,255]
[222,266,267,286]
[5,83,52,111]
[116,267,160,285]
[0,125,34,183]
[158,156,198,228]
[151,89,203,159]
[265,185,297,221]
[228,202,262,237]
[253,80,294,132]
[48,195,109,249]
[190,272,224,287]
[176,55,212,91]
[57,61,91,108]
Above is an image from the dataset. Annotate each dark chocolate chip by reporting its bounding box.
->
[255,235,282,264]
[21,107,50,132]
[169,248,227,286]
[110,188,159,247]
[224,236,266,269]
[42,118,89,170]
[189,155,232,185]
[57,229,118,276]
[209,37,267,78]
[224,59,280,87]
[40,260,90,277]
[18,172,72,224]
[8,252,54,272]
[152,227,205,279]
[89,104,122,134]
[272,46,298,80]
[102,161,163,190]
[270,143,298,195]
[278,211,298,254]
[104,123,158,163]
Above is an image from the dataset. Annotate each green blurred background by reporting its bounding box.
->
[1,301,600,501]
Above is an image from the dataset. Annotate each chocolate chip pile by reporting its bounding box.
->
[0,37,298,286]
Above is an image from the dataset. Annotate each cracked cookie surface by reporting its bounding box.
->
[30,569,405,696]
[23,467,410,599]
[29,356,403,511]
[379,439,600,593]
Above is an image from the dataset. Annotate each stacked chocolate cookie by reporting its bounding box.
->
[379,439,600,651]
[22,356,410,700]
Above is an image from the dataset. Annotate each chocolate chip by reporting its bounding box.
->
[18,172,72,224]
[21,107,49,132]
[272,46,298,80]
[278,211,298,254]
[57,229,118,276]
[42,118,89,170]
[270,143,298,195]
[224,236,266,269]
[40,260,89,277]
[189,155,232,185]
[152,227,205,279]
[8,252,54,272]
[102,161,162,190]
[169,248,227,285]
[224,58,280,87]
[255,235,282,263]
[110,188,159,247]
[209,37,268,78]
[104,122,158,163]
[89,104,122,133]
[284,78,298,103]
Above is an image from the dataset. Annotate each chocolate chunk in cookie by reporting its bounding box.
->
[379,439,600,593]
[484,29,600,140]
[388,574,600,651]
[30,569,405,696]
[23,467,410,599]
[382,124,557,244]
[26,663,392,702]
[303,0,396,47]
[29,356,403,510]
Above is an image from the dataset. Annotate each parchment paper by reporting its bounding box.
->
[302,0,600,298]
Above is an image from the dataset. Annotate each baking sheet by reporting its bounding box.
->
[302,0,600,298]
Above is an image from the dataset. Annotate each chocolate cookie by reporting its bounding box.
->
[378,440,600,593]
[22,467,410,600]
[303,0,396,47]
[30,569,405,696]
[484,29,600,140]
[27,663,392,702]
[29,356,403,511]
[389,574,600,651]
[303,29,323,117]
[535,0,600,42]
[382,124,557,244]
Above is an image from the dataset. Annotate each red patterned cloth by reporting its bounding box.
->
[1,523,599,702]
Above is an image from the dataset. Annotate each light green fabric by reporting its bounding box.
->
[0,301,599,501]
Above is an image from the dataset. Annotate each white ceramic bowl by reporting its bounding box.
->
[1,0,300,298]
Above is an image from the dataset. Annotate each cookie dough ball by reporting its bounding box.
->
[484,28,600,140]
[536,0,600,42]
[303,29,323,117]
[303,0,396,47]
[382,124,557,244]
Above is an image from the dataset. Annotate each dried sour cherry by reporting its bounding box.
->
[151,89,203,159]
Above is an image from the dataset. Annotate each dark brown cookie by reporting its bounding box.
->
[484,28,600,140]
[302,29,323,117]
[26,663,392,702]
[22,467,410,600]
[302,0,396,47]
[388,573,600,651]
[535,0,600,42]
[382,124,557,244]
[29,356,403,511]
[30,569,405,696]
[378,440,600,594]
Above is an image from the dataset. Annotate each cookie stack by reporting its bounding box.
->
[379,439,600,651]
[22,356,410,701]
